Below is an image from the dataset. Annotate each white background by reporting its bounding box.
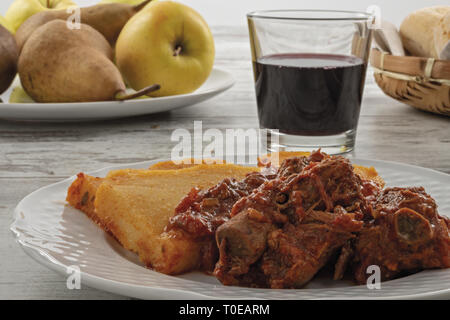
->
[1,0,449,26]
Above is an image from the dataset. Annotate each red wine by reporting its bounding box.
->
[254,53,365,136]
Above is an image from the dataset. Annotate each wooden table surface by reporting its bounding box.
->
[0,26,449,299]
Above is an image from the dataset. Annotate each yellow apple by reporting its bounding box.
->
[4,0,77,33]
[99,0,149,5]
[115,1,215,97]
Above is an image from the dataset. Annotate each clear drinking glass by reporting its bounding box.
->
[247,10,374,154]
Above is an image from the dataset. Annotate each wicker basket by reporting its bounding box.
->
[370,48,450,116]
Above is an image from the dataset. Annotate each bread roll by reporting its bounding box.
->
[434,12,450,59]
[400,6,450,58]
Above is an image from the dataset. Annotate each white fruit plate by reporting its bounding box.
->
[10,158,450,299]
[0,68,234,121]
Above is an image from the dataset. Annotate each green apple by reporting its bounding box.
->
[4,0,77,33]
[99,0,149,5]
[115,1,215,97]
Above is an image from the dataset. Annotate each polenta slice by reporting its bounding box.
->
[68,163,258,272]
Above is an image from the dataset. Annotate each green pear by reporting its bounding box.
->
[18,20,159,102]
[4,0,76,33]
[0,24,19,95]
[16,0,153,51]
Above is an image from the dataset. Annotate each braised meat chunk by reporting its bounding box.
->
[215,155,368,288]
[352,187,450,283]
[276,150,326,178]
[260,209,363,288]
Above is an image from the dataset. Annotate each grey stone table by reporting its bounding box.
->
[0,26,449,299]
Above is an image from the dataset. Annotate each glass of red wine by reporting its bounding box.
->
[248,10,374,154]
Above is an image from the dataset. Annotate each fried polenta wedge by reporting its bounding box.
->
[67,164,258,273]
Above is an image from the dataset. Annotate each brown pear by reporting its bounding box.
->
[18,20,159,103]
[0,24,18,95]
[15,0,153,52]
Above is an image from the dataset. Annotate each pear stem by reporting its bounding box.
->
[115,84,161,101]
[173,45,183,56]
[134,0,153,12]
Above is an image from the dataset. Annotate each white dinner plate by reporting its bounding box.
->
[0,68,234,121]
[10,158,450,299]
